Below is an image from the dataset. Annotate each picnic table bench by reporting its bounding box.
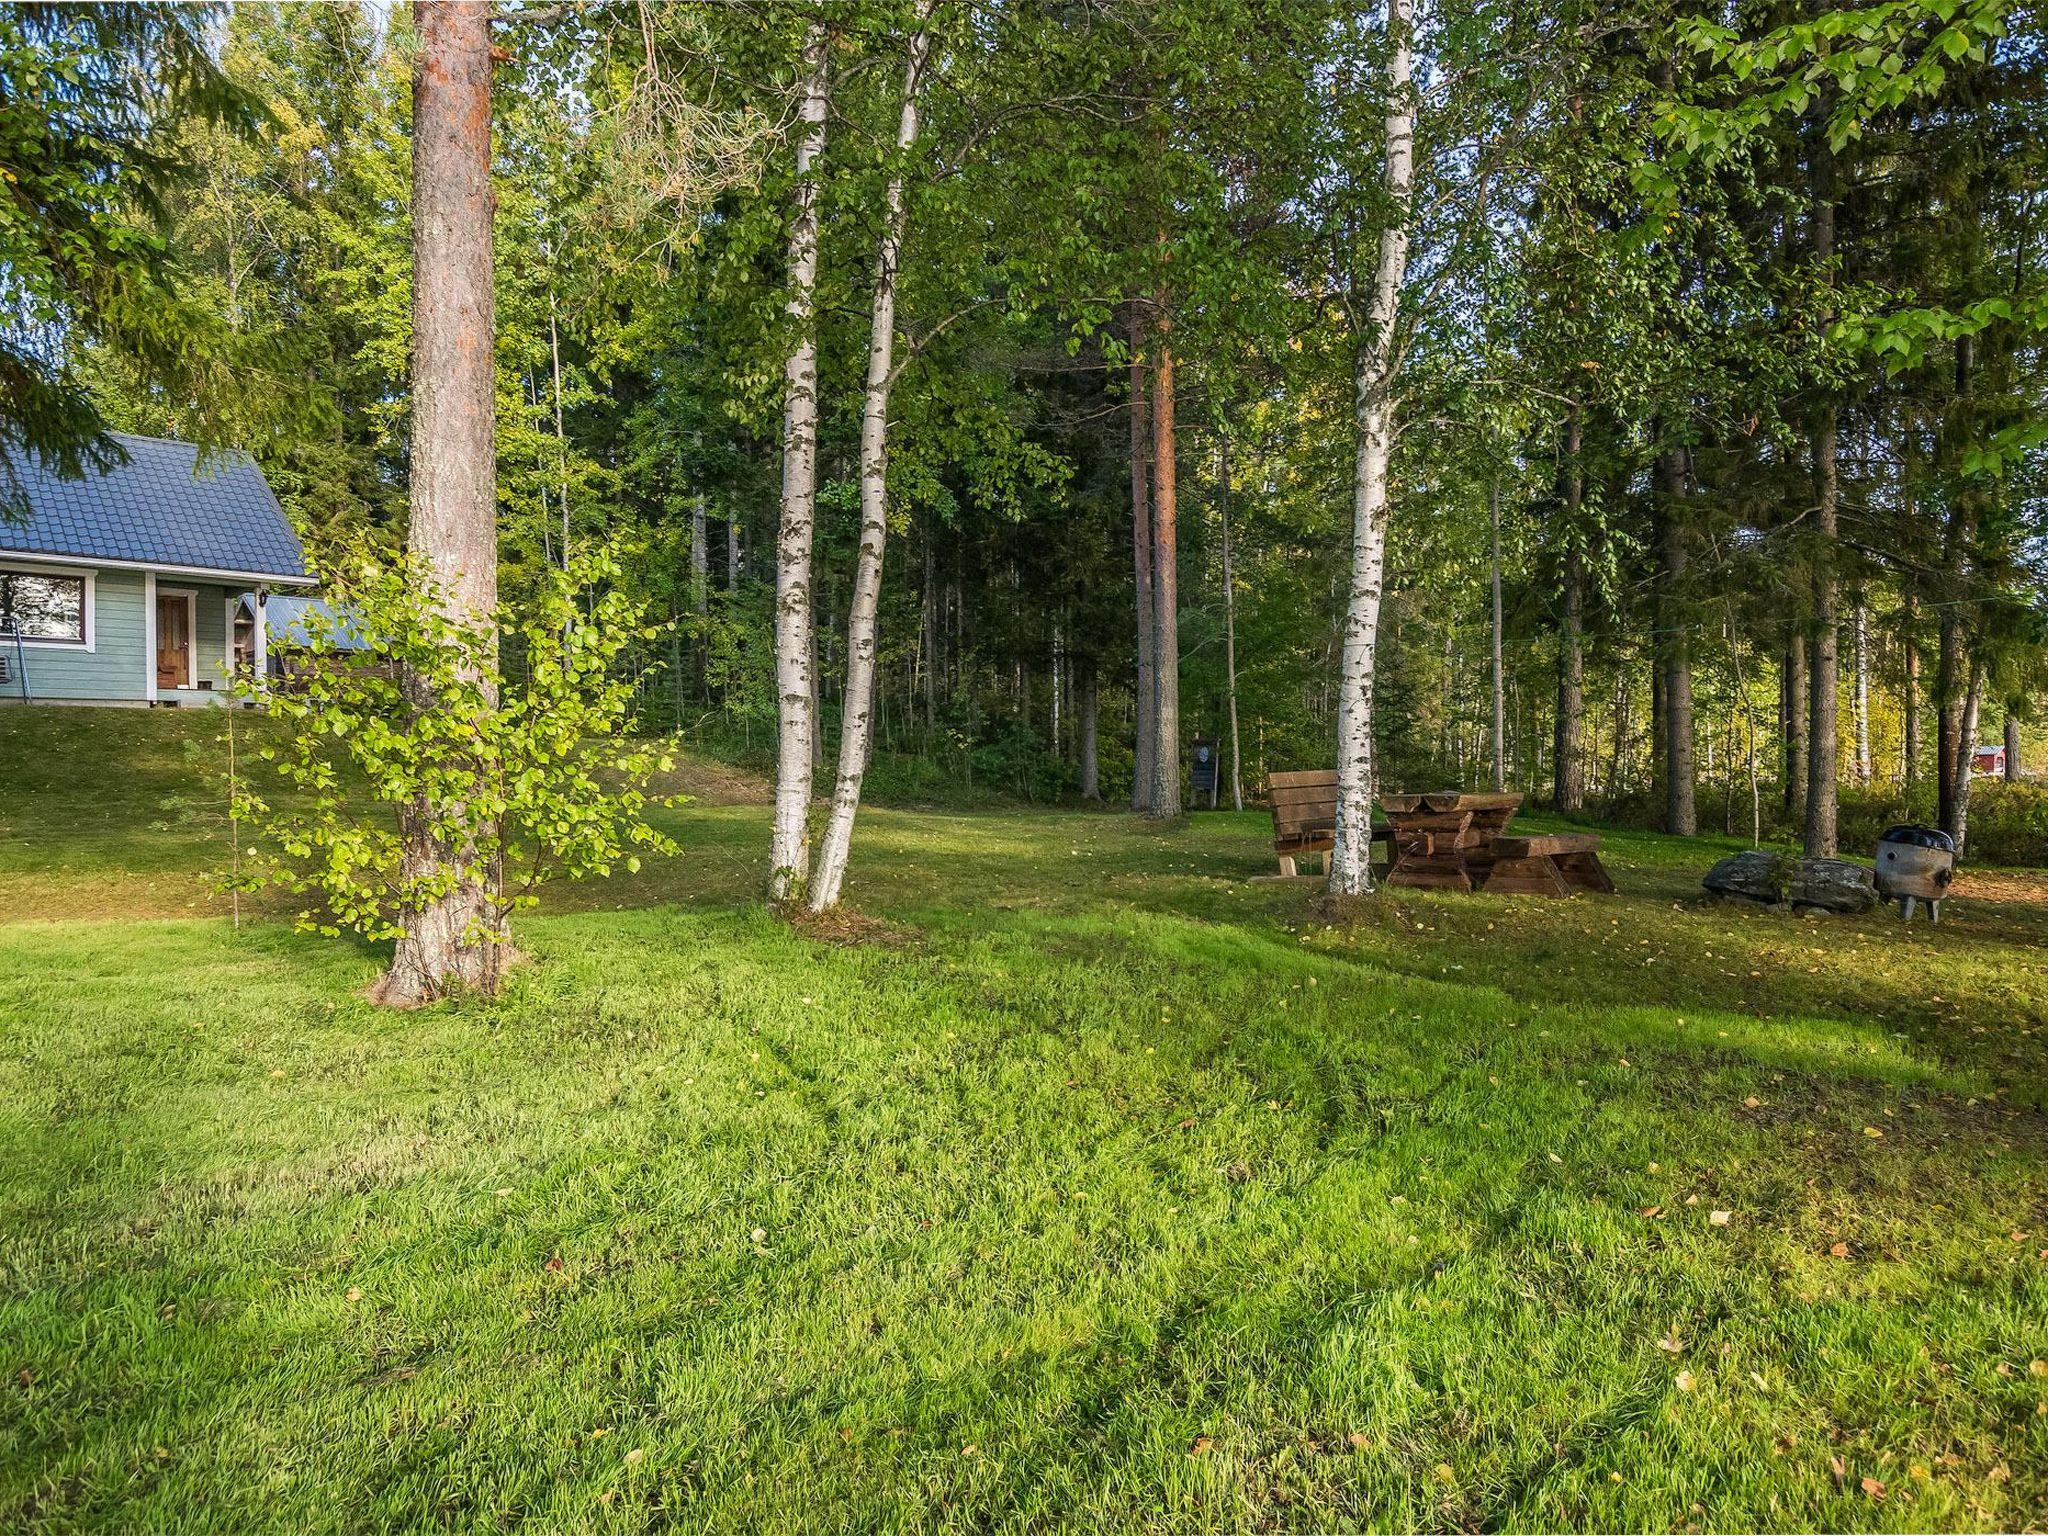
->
[1380,791,1524,891]
[1263,778,1611,896]
[1484,832,1616,896]
[1263,770,1389,877]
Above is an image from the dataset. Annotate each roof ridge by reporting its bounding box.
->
[107,430,255,460]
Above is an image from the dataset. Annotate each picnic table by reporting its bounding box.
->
[1378,791,1526,892]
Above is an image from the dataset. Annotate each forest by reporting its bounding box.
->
[12,0,2045,934]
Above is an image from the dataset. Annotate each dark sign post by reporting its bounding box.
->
[1190,736,1218,809]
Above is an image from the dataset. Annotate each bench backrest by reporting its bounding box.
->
[1267,770,1339,842]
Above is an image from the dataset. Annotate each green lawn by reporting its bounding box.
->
[1,708,2044,1533]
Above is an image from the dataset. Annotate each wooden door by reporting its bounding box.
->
[156,594,190,689]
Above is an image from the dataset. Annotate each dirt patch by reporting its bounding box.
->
[779,903,923,950]
[1950,868,2048,907]
[651,753,773,806]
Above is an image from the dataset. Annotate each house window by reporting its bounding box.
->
[0,570,87,644]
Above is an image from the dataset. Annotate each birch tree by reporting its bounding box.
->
[1328,0,1414,897]
[769,20,832,902]
[810,0,935,913]
[374,0,500,1005]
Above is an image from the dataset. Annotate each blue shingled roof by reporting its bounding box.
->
[0,433,309,579]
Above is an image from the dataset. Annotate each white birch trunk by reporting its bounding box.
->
[768,21,832,902]
[1853,600,1871,784]
[808,3,932,912]
[690,492,709,620]
[1328,0,1414,896]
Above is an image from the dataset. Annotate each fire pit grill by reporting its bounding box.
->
[1874,824,1955,923]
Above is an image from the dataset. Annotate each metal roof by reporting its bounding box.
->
[238,593,374,651]
[0,433,309,580]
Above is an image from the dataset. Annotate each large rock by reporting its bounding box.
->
[1703,851,1877,914]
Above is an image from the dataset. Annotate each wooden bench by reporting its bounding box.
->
[1263,771,1389,877]
[1483,833,1615,897]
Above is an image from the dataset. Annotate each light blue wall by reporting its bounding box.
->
[2,569,241,704]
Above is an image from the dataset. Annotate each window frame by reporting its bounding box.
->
[0,564,95,651]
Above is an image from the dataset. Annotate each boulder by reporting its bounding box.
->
[1702,851,1877,915]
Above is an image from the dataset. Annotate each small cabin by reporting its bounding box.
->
[0,433,312,706]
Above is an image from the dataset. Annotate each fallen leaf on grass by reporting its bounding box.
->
[543,1255,564,1273]
[1709,1209,1732,1226]
[624,1448,645,1467]
[1830,1242,1850,1258]
[1189,1436,1213,1455]
[1861,1476,1885,1500]
[1640,1206,1662,1219]
[1657,1330,1684,1354]
[345,1286,362,1302]
[1347,1432,1370,1449]
[1863,1126,1885,1139]
[1675,1371,1695,1392]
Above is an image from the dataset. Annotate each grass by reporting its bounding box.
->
[0,707,2043,1533]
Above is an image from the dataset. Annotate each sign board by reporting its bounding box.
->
[1190,736,1218,806]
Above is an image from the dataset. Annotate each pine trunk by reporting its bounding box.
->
[1327,0,1412,897]
[1937,609,1962,834]
[1128,302,1155,812]
[1489,473,1506,793]
[1219,438,1243,812]
[376,0,500,1008]
[1149,293,1181,819]
[1553,415,1585,813]
[1804,142,1839,857]
[1079,668,1101,801]
[1902,594,1920,787]
[768,21,831,902]
[1782,629,1807,814]
[809,5,930,912]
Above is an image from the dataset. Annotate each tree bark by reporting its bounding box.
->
[809,5,930,912]
[376,0,499,1008]
[1952,654,1982,852]
[1219,437,1243,812]
[1079,666,1100,801]
[1553,417,1585,813]
[1327,0,1412,897]
[768,20,831,903]
[726,517,741,591]
[1852,599,1871,784]
[1804,138,1839,857]
[1488,473,1506,793]
[1937,610,1964,834]
[690,492,709,619]
[1658,446,1695,833]
[1902,592,1920,788]
[1148,290,1181,818]
[2005,710,2022,782]
[1127,301,1155,812]
[1782,629,1807,814]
